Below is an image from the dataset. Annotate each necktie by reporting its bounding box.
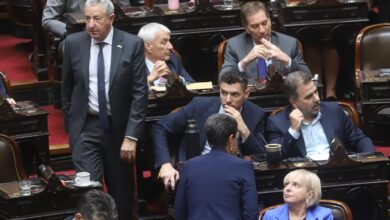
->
[257,58,267,79]
[97,42,109,130]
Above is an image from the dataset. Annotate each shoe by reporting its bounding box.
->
[324,96,337,101]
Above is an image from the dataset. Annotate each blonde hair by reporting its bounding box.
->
[283,169,322,207]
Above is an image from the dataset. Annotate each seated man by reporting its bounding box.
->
[152,70,266,190]
[0,75,16,107]
[266,71,375,160]
[42,0,131,38]
[137,22,194,86]
[66,189,118,220]
[220,1,310,83]
[175,113,259,220]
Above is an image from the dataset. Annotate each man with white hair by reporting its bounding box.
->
[138,22,194,86]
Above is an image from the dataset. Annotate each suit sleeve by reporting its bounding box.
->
[240,108,266,155]
[61,38,73,132]
[220,40,241,75]
[152,99,197,168]
[125,39,149,138]
[288,40,310,74]
[266,115,298,158]
[241,162,260,220]
[174,165,188,220]
[42,0,67,37]
[171,54,195,83]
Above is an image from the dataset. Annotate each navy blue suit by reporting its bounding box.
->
[263,204,333,220]
[175,147,259,220]
[266,102,375,158]
[152,96,266,169]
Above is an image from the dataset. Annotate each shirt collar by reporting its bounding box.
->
[145,58,154,72]
[91,26,114,46]
[302,112,322,126]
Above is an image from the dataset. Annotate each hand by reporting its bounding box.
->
[240,44,270,70]
[6,98,16,108]
[289,108,304,132]
[148,61,170,84]
[120,138,136,163]
[159,163,180,191]
[260,38,290,66]
[224,105,250,141]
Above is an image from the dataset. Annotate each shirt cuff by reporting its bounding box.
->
[238,61,245,72]
[287,57,292,68]
[125,136,138,142]
[288,127,300,139]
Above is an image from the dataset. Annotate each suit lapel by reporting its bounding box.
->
[319,104,334,144]
[200,99,221,145]
[109,28,124,90]
[244,35,257,77]
[82,34,91,90]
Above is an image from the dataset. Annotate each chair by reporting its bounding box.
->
[355,23,390,89]
[217,39,228,72]
[269,102,359,127]
[0,71,13,98]
[258,199,353,220]
[0,133,27,183]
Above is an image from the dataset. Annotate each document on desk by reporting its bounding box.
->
[0,182,20,198]
[151,81,213,92]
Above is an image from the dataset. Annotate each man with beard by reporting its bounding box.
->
[220,1,309,83]
[266,71,374,160]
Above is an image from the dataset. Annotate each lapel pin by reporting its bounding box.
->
[117,45,122,48]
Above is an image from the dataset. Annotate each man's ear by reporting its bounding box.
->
[244,88,250,99]
[226,133,237,155]
[290,97,298,109]
[144,42,152,53]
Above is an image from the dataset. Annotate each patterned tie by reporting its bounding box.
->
[97,42,109,130]
[257,58,267,80]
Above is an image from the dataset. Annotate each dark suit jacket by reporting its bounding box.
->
[0,80,7,98]
[62,28,148,148]
[174,147,259,220]
[266,102,375,158]
[152,96,266,168]
[263,204,333,220]
[220,31,310,82]
[166,53,194,83]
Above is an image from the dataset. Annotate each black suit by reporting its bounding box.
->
[62,28,148,220]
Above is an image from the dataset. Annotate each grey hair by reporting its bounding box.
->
[138,22,171,42]
[85,0,115,15]
[283,169,322,208]
[284,71,313,99]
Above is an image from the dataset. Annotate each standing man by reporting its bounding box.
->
[266,71,374,160]
[137,22,194,86]
[152,70,266,191]
[175,114,259,220]
[61,0,148,219]
[220,1,309,83]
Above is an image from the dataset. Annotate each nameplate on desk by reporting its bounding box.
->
[151,81,213,92]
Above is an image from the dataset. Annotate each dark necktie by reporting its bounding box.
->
[257,58,267,79]
[97,42,109,130]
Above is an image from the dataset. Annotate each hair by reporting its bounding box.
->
[284,71,313,99]
[283,169,322,208]
[76,189,118,220]
[218,69,248,91]
[137,22,171,42]
[240,1,270,27]
[205,114,238,149]
[85,0,114,15]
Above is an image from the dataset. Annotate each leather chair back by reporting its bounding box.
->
[355,23,390,71]
[258,199,353,220]
[0,134,26,183]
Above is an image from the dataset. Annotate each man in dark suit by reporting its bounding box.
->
[220,1,309,83]
[152,70,266,190]
[174,113,259,220]
[266,71,374,160]
[61,0,148,219]
[137,22,194,86]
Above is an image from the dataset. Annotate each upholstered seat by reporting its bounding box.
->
[0,134,27,183]
[258,199,353,220]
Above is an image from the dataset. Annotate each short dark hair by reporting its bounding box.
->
[76,189,118,220]
[205,114,237,149]
[240,1,270,27]
[219,69,248,90]
[284,71,313,99]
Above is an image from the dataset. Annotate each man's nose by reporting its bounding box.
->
[167,41,173,50]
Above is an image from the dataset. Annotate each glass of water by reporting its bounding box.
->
[19,179,32,196]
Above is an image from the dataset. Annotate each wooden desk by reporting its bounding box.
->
[0,101,49,175]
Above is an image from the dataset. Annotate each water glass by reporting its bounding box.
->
[19,179,32,196]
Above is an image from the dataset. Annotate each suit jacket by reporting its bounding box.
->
[0,80,7,98]
[263,204,333,220]
[174,147,259,220]
[266,102,375,158]
[62,28,148,148]
[147,53,194,84]
[152,96,266,168]
[42,0,131,36]
[220,31,310,82]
